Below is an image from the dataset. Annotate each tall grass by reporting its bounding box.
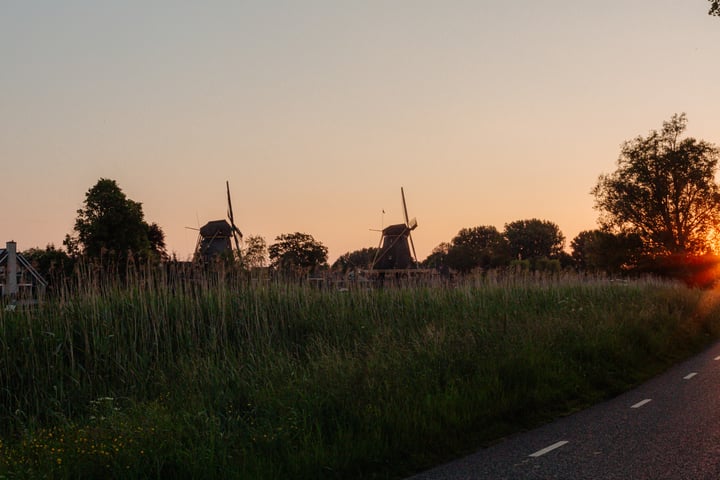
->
[2,269,720,479]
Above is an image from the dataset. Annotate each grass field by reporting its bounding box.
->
[2,269,720,479]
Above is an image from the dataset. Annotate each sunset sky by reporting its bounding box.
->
[2,1,719,263]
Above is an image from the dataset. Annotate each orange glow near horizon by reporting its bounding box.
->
[2,3,719,262]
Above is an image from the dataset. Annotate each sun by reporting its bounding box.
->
[706,227,720,255]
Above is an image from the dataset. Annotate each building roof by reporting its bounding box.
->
[199,219,233,238]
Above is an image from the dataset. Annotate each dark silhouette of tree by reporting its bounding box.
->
[571,230,643,274]
[332,247,378,273]
[65,178,167,263]
[22,244,75,282]
[269,232,328,275]
[146,222,168,261]
[592,114,720,256]
[503,219,565,262]
[242,235,268,269]
[445,226,509,273]
[422,242,451,269]
[710,1,720,16]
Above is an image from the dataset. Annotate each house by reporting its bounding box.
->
[0,241,47,305]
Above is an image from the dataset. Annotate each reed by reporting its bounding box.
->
[1,270,719,479]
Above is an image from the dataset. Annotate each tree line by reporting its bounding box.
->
[338,114,720,285]
[22,113,720,286]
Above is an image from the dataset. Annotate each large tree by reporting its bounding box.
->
[422,242,451,270]
[65,178,166,262]
[269,232,328,275]
[445,225,508,273]
[332,247,378,273]
[592,114,720,256]
[570,230,643,274]
[503,219,565,261]
[711,0,719,16]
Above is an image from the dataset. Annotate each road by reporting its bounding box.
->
[408,341,720,479]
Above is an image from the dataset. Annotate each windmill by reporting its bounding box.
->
[226,181,242,255]
[371,187,418,270]
[192,181,243,262]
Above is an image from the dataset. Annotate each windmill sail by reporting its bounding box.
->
[226,181,242,257]
[193,181,243,263]
[372,187,419,270]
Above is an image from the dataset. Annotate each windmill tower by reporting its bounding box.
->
[193,181,243,263]
[372,187,418,270]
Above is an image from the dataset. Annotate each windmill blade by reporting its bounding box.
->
[371,233,384,269]
[401,187,410,226]
[226,181,235,226]
[226,181,243,257]
[408,231,418,266]
[226,181,238,234]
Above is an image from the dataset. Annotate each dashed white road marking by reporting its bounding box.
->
[684,372,698,380]
[529,441,569,458]
[631,399,652,409]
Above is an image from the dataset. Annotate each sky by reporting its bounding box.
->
[2,1,719,263]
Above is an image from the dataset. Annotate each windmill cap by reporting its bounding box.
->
[200,220,233,236]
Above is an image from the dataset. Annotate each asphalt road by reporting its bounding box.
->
[408,341,720,480]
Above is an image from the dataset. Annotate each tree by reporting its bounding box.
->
[242,235,268,269]
[331,247,378,273]
[570,230,643,274]
[269,232,328,275]
[710,0,720,16]
[65,178,167,262]
[422,242,451,269]
[445,226,509,273]
[592,114,720,256]
[146,222,168,261]
[22,244,75,282]
[503,219,565,262]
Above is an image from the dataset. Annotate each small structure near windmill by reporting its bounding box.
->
[372,187,419,270]
[0,241,47,306]
[192,181,243,263]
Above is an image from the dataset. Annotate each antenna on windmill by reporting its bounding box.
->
[226,181,242,259]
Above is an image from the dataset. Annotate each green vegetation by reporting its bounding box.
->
[593,113,720,257]
[64,178,167,263]
[2,271,720,479]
